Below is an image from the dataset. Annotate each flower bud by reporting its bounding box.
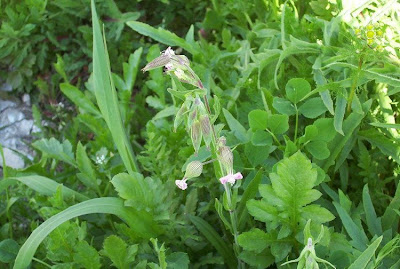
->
[191,120,202,153]
[184,161,203,179]
[174,102,188,132]
[218,146,233,174]
[200,115,212,148]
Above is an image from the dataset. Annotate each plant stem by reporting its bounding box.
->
[294,104,299,143]
[347,56,363,114]
[223,183,243,269]
[32,257,52,268]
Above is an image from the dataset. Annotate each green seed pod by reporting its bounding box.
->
[191,120,202,153]
[200,115,212,148]
[174,102,188,132]
[184,161,203,179]
[218,146,233,173]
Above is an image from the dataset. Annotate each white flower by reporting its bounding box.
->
[175,179,188,190]
[219,172,243,185]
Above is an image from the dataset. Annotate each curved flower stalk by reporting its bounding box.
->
[143,47,243,267]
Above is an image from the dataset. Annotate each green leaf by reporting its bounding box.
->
[362,184,382,236]
[32,138,76,167]
[272,97,296,115]
[91,0,139,174]
[0,239,19,263]
[10,175,88,202]
[305,140,330,160]
[124,48,143,91]
[73,241,101,269]
[301,204,335,223]
[60,83,101,116]
[188,215,236,269]
[348,236,383,269]
[298,97,328,118]
[333,201,368,251]
[76,142,96,180]
[313,118,335,142]
[237,228,269,253]
[334,94,346,135]
[215,198,232,232]
[267,114,289,134]
[382,183,400,232]
[285,78,311,104]
[14,197,139,269]
[358,129,400,164]
[248,109,268,131]
[166,252,189,269]
[102,235,137,269]
[370,122,400,129]
[238,249,274,268]
[251,130,272,146]
[238,170,263,229]
[126,21,197,55]
[223,108,249,143]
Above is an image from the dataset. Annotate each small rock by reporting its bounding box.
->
[0,83,13,92]
[22,94,31,106]
[0,147,25,169]
[0,99,16,112]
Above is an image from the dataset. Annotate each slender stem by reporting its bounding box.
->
[266,129,282,147]
[32,257,52,268]
[294,104,299,143]
[347,56,363,114]
[223,184,243,269]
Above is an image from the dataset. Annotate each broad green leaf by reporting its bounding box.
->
[223,108,249,143]
[91,0,139,174]
[267,114,289,134]
[248,109,268,131]
[60,83,101,116]
[298,97,328,118]
[362,184,382,236]
[32,138,76,167]
[272,97,296,115]
[313,118,335,142]
[382,183,400,232]
[14,197,138,269]
[247,199,278,223]
[285,78,311,104]
[102,235,137,269]
[237,228,269,253]
[305,140,330,160]
[126,21,197,55]
[348,236,383,269]
[188,215,236,269]
[0,239,19,263]
[301,204,335,223]
[239,249,274,268]
[333,201,368,251]
[251,130,272,146]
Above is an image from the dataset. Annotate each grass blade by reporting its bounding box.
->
[348,236,383,269]
[333,201,368,251]
[11,175,88,202]
[362,184,383,236]
[188,215,236,269]
[13,197,134,269]
[91,0,139,174]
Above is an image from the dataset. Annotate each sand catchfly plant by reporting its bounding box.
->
[142,46,244,266]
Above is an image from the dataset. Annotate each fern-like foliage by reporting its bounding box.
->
[238,151,334,265]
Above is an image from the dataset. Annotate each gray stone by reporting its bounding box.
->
[0,147,25,169]
[0,83,13,92]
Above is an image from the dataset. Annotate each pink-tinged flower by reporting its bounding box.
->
[219,172,243,185]
[175,179,188,190]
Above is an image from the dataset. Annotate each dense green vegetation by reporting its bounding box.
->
[1,0,400,268]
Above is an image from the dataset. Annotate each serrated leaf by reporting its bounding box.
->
[73,241,101,269]
[102,235,137,269]
[32,138,76,166]
[237,228,269,253]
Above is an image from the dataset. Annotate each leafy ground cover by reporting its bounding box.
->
[1,0,400,268]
